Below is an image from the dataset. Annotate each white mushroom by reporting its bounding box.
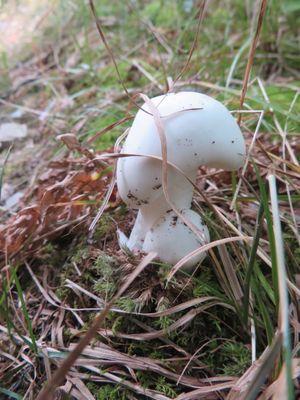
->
[116,91,245,269]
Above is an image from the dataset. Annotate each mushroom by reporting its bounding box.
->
[116,91,245,269]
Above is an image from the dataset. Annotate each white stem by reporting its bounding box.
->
[127,195,170,249]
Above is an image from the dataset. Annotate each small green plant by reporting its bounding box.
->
[116,297,136,312]
[155,376,178,398]
[86,383,127,400]
[92,254,118,298]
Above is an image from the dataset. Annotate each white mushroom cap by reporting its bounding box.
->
[142,208,210,270]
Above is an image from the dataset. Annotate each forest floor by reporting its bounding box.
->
[0,1,299,399]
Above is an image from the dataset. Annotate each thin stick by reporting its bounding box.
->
[237,0,268,124]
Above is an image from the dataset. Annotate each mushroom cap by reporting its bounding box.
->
[117,91,245,209]
[142,208,210,270]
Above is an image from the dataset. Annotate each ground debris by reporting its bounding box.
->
[0,150,114,263]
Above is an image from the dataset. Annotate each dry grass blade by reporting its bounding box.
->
[175,381,234,400]
[69,343,206,388]
[217,245,243,303]
[261,359,300,399]
[268,174,294,399]
[81,366,171,400]
[110,301,232,341]
[237,0,268,124]
[36,252,156,400]
[87,115,133,144]
[167,236,251,282]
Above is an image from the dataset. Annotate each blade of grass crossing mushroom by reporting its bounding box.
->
[167,236,251,282]
[36,252,156,400]
[268,174,294,400]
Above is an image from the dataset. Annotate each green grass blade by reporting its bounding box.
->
[254,264,275,305]
[242,202,264,325]
[252,276,274,345]
[252,160,279,308]
[11,267,38,354]
[268,174,294,400]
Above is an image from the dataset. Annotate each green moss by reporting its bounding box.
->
[93,215,114,241]
[200,340,251,376]
[116,297,136,312]
[155,376,178,398]
[92,253,118,298]
[86,383,127,400]
[142,0,180,28]
[192,268,224,298]
[111,315,124,335]
[135,371,178,398]
[92,253,116,275]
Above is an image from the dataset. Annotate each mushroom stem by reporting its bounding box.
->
[127,195,173,250]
